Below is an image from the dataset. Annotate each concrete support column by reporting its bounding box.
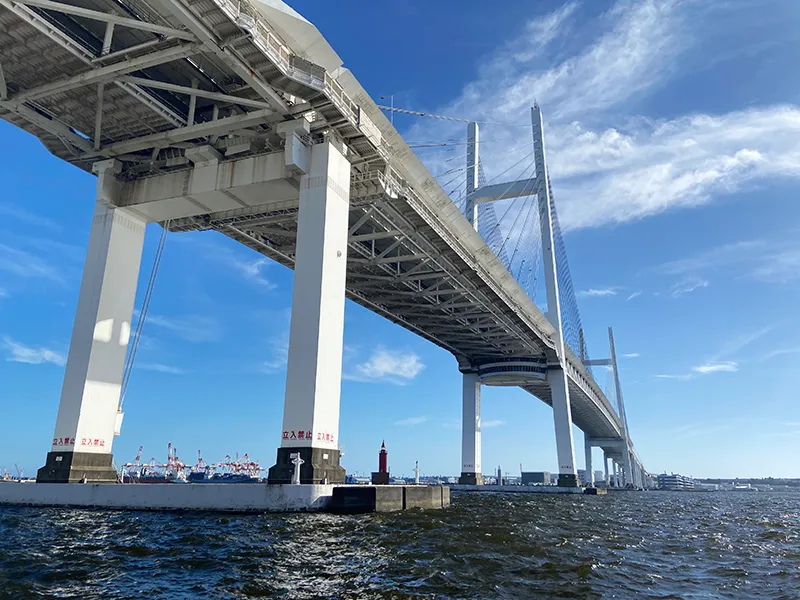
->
[459,372,483,485]
[583,436,594,487]
[612,461,618,487]
[548,367,578,487]
[267,140,350,485]
[37,160,146,483]
[603,452,609,487]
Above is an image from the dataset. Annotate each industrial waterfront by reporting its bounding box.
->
[1,491,798,599]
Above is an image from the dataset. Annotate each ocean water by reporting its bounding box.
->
[0,490,798,599]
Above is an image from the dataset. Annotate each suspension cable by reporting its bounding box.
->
[377,105,534,127]
[119,220,170,409]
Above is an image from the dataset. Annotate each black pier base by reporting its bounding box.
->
[267,447,345,484]
[36,451,118,483]
[558,473,579,487]
[458,472,484,485]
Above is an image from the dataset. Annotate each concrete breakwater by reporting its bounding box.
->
[0,482,450,513]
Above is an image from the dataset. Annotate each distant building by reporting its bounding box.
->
[522,471,551,485]
[658,473,694,490]
[594,470,605,483]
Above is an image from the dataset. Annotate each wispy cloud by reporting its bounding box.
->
[136,363,186,375]
[0,243,66,284]
[623,353,640,358]
[578,287,618,298]
[657,359,739,381]
[0,203,61,231]
[655,373,694,381]
[144,314,222,343]
[2,336,65,366]
[405,1,800,232]
[626,291,642,301]
[757,347,800,362]
[395,416,427,426]
[657,239,800,286]
[185,236,277,289]
[667,420,743,439]
[345,348,425,385]
[261,334,289,374]
[712,326,773,361]
[670,278,708,297]
[482,419,506,428]
[229,257,275,289]
[692,361,738,374]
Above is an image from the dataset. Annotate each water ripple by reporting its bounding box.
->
[1,492,799,598]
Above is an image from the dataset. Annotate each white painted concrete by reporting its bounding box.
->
[281,140,350,451]
[464,121,479,230]
[461,372,482,475]
[548,367,578,481]
[50,161,146,456]
[0,483,334,512]
[584,436,594,486]
[122,149,299,222]
[531,106,562,340]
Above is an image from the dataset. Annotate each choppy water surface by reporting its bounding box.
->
[1,491,799,599]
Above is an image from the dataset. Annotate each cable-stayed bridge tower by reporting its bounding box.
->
[455,106,643,487]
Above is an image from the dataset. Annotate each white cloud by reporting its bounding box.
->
[403,1,800,232]
[261,334,289,374]
[657,239,800,285]
[0,203,61,230]
[692,361,738,374]
[0,243,65,283]
[757,348,800,362]
[482,419,506,428]
[655,373,694,381]
[346,348,425,385]
[230,257,275,288]
[136,363,186,375]
[670,278,708,297]
[578,288,618,298]
[658,359,739,380]
[712,326,773,361]
[626,291,642,301]
[144,314,221,343]
[623,353,640,358]
[395,416,427,426]
[2,336,65,366]
[186,236,277,288]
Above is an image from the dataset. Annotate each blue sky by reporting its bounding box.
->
[2,0,800,479]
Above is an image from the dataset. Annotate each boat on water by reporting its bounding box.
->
[121,444,264,484]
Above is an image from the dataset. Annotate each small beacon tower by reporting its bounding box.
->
[371,441,390,485]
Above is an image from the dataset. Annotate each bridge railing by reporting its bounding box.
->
[207,0,386,159]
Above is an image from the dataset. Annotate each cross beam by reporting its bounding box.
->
[12,43,200,103]
[7,0,197,40]
[85,107,274,156]
[120,76,273,109]
[468,178,539,204]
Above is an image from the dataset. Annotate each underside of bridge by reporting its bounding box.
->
[0,0,646,488]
